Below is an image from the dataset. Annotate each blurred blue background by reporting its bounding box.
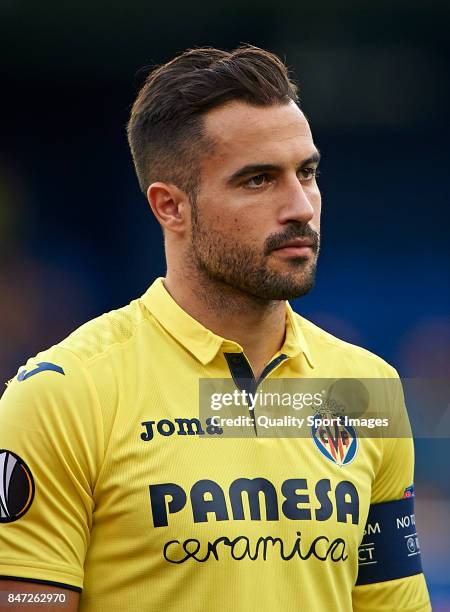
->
[1,1,449,607]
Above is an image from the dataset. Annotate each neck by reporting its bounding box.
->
[164,269,287,379]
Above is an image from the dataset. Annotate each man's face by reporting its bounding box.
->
[189,100,321,300]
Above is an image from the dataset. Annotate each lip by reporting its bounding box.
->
[272,239,314,257]
[273,245,313,257]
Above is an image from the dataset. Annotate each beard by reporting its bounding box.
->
[189,207,320,301]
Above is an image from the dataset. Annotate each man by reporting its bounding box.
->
[0,46,431,611]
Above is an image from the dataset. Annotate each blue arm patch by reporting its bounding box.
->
[356,496,423,585]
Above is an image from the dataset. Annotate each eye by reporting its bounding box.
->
[298,166,320,182]
[245,173,272,188]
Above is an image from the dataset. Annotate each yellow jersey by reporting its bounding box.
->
[0,278,431,611]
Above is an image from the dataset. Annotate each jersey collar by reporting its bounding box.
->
[141,277,314,368]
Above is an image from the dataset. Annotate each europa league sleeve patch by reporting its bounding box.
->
[0,450,35,523]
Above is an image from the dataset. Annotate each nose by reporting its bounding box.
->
[278,176,316,226]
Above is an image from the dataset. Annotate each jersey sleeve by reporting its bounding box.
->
[352,372,431,611]
[0,346,104,591]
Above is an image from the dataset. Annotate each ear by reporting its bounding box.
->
[147,182,190,233]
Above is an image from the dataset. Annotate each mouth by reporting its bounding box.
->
[271,238,315,258]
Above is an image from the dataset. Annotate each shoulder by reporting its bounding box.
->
[58,296,149,364]
[292,311,399,378]
[2,295,149,411]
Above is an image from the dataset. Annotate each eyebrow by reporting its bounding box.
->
[226,149,321,185]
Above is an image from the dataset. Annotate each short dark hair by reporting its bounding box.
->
[127,45,299,198]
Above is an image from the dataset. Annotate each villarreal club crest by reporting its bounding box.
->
[310,379,366,466]
[311,412,358,466]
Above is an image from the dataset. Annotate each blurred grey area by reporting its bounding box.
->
[1,0,449,606]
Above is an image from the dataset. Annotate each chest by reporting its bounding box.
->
[91,370,381,567]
